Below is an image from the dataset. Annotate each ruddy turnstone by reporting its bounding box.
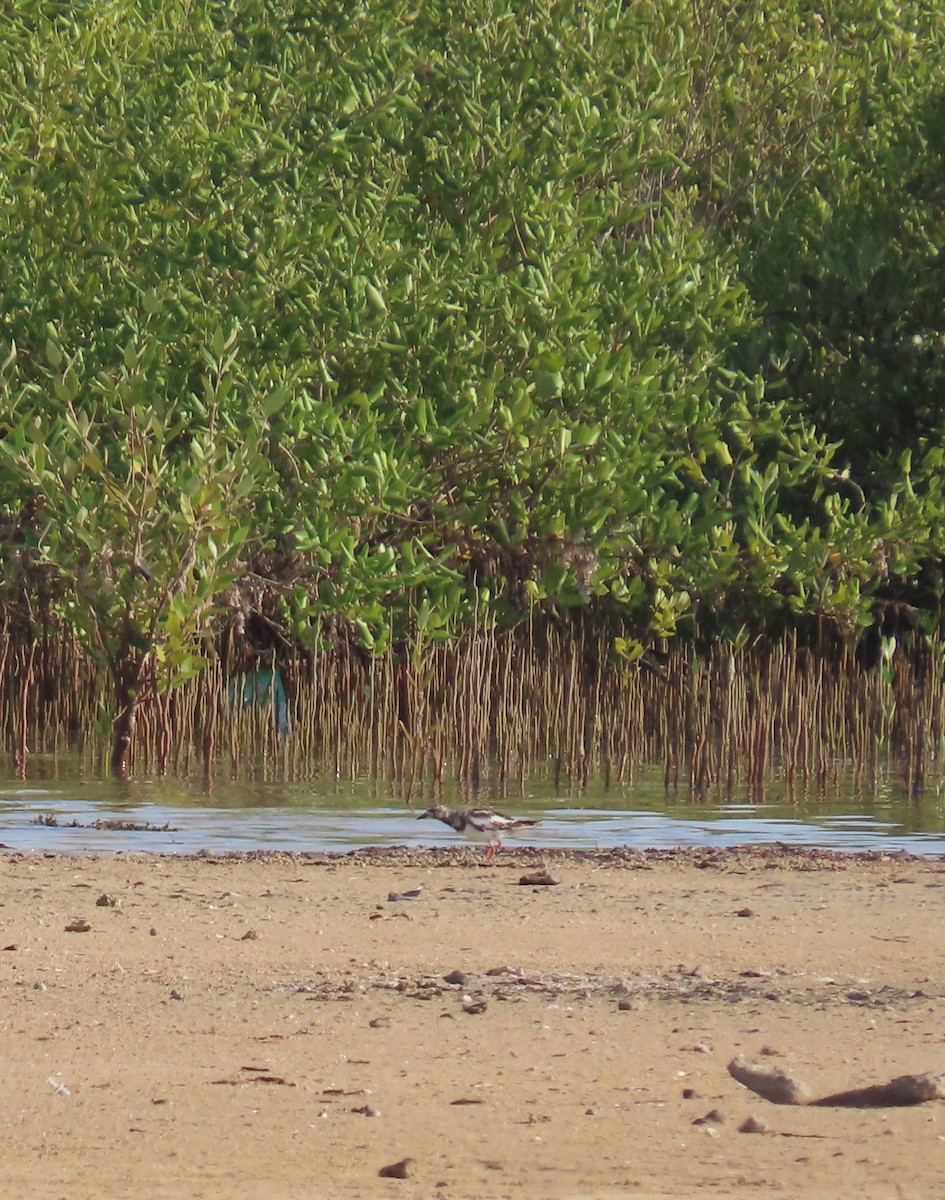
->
[417,805,539,860]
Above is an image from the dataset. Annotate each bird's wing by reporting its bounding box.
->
[467,809,536,832]
[464,809,508,832]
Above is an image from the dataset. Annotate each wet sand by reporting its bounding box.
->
[1,844,944,1199]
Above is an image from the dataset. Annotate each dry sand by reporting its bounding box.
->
[2,843,945,1199]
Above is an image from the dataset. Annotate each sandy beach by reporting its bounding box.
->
[1,843,944,1199]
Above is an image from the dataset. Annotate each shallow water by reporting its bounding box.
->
[1,763,944,856]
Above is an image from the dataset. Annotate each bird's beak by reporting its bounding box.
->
[416,811,429,820]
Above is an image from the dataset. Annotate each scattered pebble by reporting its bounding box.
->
[462,997,488,1015]
[95,894,121,908]
[444,970,471,986]
[735,907,755,918]
[240,929,258,941]
[692,1108,725,1126]
[64,920,91,933]
[738,1115,768,1134]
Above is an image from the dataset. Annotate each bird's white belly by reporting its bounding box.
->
[462,824,501,845]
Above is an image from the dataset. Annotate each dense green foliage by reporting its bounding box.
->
[3,0,945,701]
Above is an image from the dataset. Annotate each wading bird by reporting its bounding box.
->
[417,805,540,860]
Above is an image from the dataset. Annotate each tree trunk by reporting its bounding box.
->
[110,653,144,777]
[110,693,138,777]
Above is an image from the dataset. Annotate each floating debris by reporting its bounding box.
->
[31,814,179,833]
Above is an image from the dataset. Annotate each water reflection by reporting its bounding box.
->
[0,762,944,855]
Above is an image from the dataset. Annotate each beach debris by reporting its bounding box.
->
[240,928,258,940]
[351,1104,380,1117]
[212,1073,295,1086]
[462,997,488,1015]
[369,1017,391,1028]
[48,1075,71,1097]
[169,988,183,1001]
[734,907,755,918]
[518,870,559,886]
[729,1057,945,1108]
[810,1073,945,1108]
[378,1157,415,1179]
[738,1114,768,1134]
[64,919,91,933]
[444,970,471,986]
[387,888,423,902]
[95,893,121,908]
[728,1056,812,1105]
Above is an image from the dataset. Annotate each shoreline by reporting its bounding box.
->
[2,847,944,1198]
[3,841,941,871]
